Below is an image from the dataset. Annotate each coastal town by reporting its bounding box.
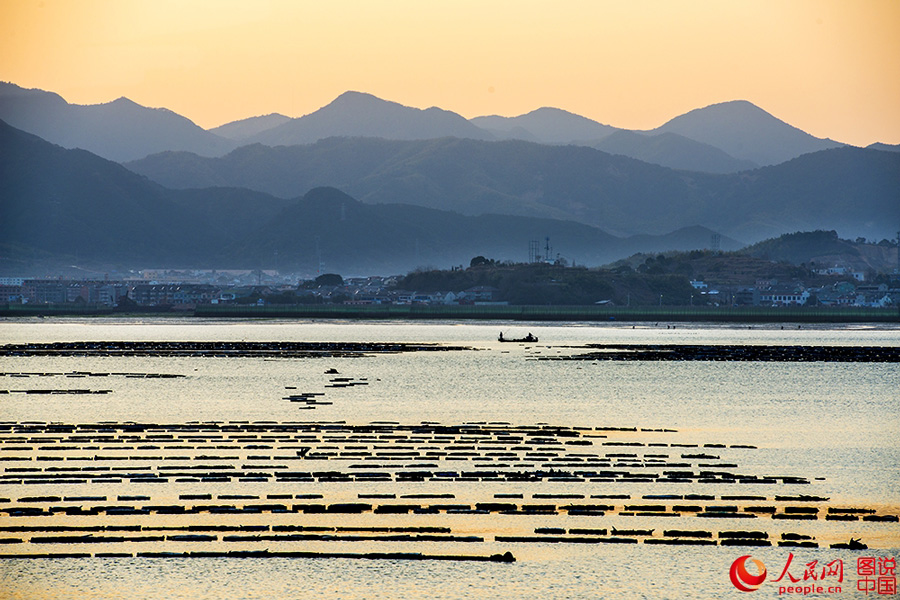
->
[2,264,898,310]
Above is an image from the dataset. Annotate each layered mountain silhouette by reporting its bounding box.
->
[471,107,617,144]
[127,136,900,243]
[1,82,872,173]
[867,142,900,153]
[652,100,843,166]
[247,91,494,146]
[0,82,235,162]
[0,120,742,274]
[0,120,288,264]
[209,113,291,141]
[590,130,758,173]
[3,79,896,273]
[470,107,759,173]
[226,187,737,274]
[472,99,846,169]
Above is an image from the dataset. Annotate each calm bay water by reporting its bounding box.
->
[0,318,897,599]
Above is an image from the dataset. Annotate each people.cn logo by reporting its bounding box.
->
[730,555,768,592]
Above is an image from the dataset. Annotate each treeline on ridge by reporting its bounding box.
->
[397,260,695,306]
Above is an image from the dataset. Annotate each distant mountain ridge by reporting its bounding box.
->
[867,142,900,153]
[0,81,872,172]
[469,106,761,173]
[471,107,617,144]
[0,82,235,162]
[209,113,291,141]
[653,100,843,166]
[248,91,495,146]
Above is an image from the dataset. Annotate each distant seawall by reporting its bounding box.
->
[193,304,900,323]
[3,303,898,323]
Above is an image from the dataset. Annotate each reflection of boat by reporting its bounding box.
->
[498,332,538,343]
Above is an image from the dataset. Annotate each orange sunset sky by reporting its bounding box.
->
[2,0,899,146]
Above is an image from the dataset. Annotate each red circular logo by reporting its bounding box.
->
[730,555,767,592]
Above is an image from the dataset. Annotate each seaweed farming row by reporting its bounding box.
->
[534,344,900,362]
[1,420,895,560]
[0,341,472,359]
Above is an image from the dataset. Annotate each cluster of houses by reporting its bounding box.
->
[692,279,898,308]
[2,274,898,309]
[338,285,501,306]
[0,276,504,308]
[0,278,131,306]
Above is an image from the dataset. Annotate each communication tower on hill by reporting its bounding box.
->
[710,233,721,252]
[896,230,900,274]
[529,236,558,263]
[315,236,323,274]
[529,240,540,263]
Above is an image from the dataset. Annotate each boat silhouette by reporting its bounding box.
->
[498,332,538,343]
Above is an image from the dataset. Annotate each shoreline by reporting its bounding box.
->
[3,303,899,323]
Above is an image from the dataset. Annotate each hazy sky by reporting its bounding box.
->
[2,0,899,146]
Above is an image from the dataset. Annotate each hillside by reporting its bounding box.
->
[710,147,900,242]
[223,189,734,274]
[395,262,696,306]
[0,118,181,262]
[0,120,291,267]
[126,137,705,233]
[591,130,757,173]
[127,137,900,242]
[391,248,853,306]
[741,230,899,274]
[610,232,900,289]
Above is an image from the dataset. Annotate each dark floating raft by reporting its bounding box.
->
[542,344,900,363]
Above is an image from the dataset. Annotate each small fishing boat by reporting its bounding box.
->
[498,332,538,343]
[830,538,867,550]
